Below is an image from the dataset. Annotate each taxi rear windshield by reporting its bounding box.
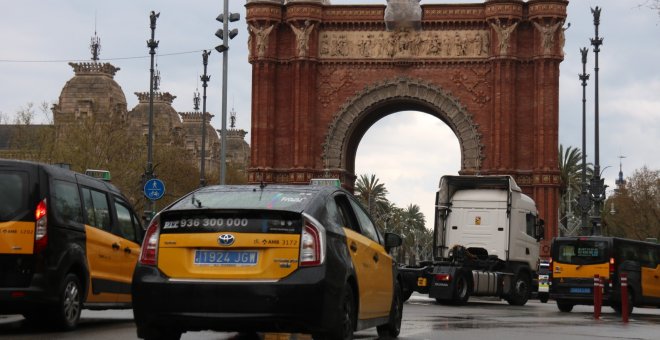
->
[171,188,314,212]
[0,172,28,222]
[554,240,609,265]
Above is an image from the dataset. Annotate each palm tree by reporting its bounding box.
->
[558,144,593,235]
[354,174,389,219]
[401,204,426,265]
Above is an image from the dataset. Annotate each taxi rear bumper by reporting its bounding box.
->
[132,263,343,335]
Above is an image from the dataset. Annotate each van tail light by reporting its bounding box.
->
[299,214,325,267]
[34,199,48,253]
[609,257,615,278]
[139,215,161,266]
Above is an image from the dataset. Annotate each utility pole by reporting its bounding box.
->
[144,10,159,220]
[577,47,591,235]
[215,1,240,184]
[199,50,211,187]
[589,7,607,235]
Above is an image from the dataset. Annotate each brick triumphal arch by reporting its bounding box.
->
[246,0,567,254]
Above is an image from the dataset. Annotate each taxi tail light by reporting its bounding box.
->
[139,215,161,266]
[435,273,451,282]
[609,257,615,278]
[300,215,325,267]
[34,199,48,253]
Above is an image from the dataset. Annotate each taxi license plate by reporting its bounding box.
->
[194,250,258,266]
[569,287,591,294]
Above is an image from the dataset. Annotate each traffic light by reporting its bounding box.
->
[215,12,240,53]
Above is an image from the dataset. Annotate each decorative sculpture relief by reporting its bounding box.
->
[490,19,518,55]
[533,20,563,55]
[317,68,354,108]
[290,20,315,57]
[248,23,274,59]
[559,21,570,57]
[318,29,490,59]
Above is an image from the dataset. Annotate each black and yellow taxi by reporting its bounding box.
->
[132,182,404,340]
[0,159,143,330]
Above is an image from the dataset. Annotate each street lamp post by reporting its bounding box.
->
[144,10,159,219]
[199,50,211,187]
[577,47,591,235]
[215,1,240,185]
[589,6,607,235]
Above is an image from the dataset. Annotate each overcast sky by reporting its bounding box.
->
[1,1,658,227]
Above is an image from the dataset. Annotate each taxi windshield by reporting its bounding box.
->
[171,187,314,212]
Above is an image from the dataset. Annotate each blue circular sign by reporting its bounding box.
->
[144,178,166,201]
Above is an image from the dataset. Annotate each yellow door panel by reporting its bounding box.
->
[553,262,609,280]
[0,221,34,254]
[116,239,140,303]
[343,228,392,320]
[85,225,131,302]
[642,265,660,298]
[157,233,300,280]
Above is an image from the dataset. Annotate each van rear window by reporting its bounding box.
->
[554,240,609,265]
[0,172,28,221]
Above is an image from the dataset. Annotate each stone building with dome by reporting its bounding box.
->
[0,57,250,175]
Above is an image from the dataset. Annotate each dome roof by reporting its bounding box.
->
[53,62,127,123]
[128,92,184,142]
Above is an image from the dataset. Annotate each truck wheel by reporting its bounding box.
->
[377,279,403,338]
[452,274,470,305]
[50,273,82,331]
[506,272,530,306]
[556,300,574,312]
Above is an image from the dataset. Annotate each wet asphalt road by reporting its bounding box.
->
[1,293,659,339]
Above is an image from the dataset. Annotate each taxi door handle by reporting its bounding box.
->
[112,242,120,250]
[124,247,132,254]
[373,253,379,263]
[350,242,358,252]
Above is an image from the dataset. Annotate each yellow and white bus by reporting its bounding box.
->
[550,236,660,314]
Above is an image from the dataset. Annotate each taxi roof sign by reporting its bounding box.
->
[85,169,112,181]
[310,178,341,187]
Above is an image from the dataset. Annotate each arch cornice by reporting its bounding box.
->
[322,77,483,174]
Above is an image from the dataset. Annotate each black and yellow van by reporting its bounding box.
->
[0,159,143,330]
[550,236,660,314]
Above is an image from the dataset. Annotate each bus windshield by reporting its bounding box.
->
[554,239,609,265]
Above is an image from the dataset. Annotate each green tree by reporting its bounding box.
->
[603,166,660,240]
[401,204,426,265]
[354,173,390,221]
[558,144,593,235]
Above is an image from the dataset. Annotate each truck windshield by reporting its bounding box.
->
[554,240,609,265]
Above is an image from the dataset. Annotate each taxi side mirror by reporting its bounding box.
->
[384,232,403,252]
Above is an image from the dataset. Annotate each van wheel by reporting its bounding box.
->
[377,279,403,338]
[612,288,634,316]
[452,274,470,305]
[556,300,574,312]
[51,273,82,330]
[315,285,355,340]
[506,272,530,306]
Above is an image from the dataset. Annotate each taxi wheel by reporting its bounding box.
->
[539,294,549,303]
[51,273,82,331]
[141,325,182,340]
[315,285,356,340]
[377,279,403,338]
